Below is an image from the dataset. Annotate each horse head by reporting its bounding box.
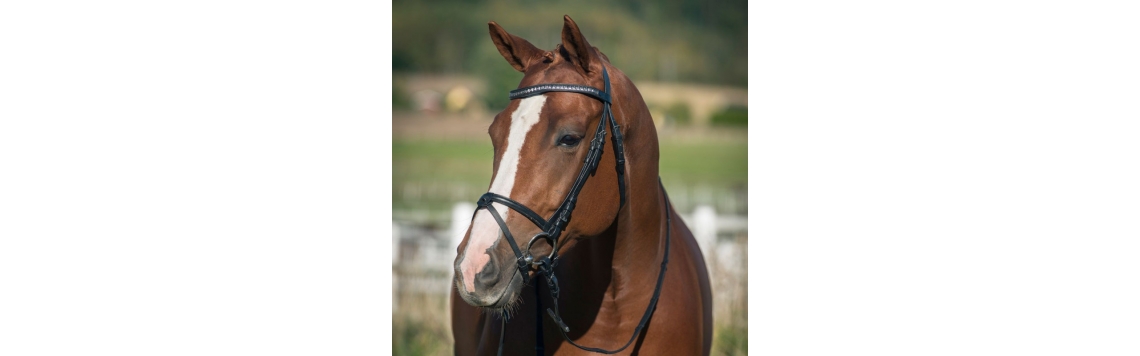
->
[453,16,633,309]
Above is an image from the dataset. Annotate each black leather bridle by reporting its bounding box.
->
[474,67,672,355]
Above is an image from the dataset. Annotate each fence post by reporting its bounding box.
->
[392,223,400,311]
[693,205,717,280]
[451,202,475,256]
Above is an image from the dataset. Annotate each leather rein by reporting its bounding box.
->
[473,68,672,355]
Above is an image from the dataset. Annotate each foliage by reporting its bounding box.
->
[393,286,746,356]
[393,0,747,97]
[663,102,692,126]
[393,77,413,110]
[713,325,748,355]
[710,105,748,127]
[393,287,453,356]
[394,316,451,356]
[480,57,524,111]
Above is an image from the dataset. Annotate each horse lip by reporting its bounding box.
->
[455,270,523,308]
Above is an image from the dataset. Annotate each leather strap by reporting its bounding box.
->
[544,179,672,354]
[478,193,548,229]
[482,202,530,274]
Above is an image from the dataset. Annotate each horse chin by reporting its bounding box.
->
[456,269,526,312]
[483,272,526,316]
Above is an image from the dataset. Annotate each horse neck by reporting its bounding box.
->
[609,79,667,293]
[555,70,665,304]
[610,176,666,293]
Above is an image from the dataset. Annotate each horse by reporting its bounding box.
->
[450,15,713,356]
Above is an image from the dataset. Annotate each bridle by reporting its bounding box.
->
[473,67,672,355]
[477,67,627,278]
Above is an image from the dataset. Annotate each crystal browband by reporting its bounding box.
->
[508,83,611,103]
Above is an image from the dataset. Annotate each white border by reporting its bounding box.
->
[753,0,1140,354]
[0,1,390,354]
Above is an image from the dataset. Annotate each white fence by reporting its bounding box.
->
[395,204,744,278]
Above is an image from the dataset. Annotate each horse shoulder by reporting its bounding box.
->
[664,218,714,354]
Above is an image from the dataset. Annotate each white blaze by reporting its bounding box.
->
[460,95,547,292]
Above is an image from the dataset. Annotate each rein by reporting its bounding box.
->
[473,68,671,355]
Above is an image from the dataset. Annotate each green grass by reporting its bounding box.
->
[393,291,453,356]
[658,140,748,187]
[393,293,746,356]
[392,139,494,186]
[393,316,451,356]
[392,139,494,212]
[712,324,748,355]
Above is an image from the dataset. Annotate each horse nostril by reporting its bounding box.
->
[475,256,499,289]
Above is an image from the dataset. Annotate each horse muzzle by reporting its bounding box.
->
[453,241,527,308]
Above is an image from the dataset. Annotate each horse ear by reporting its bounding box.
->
[592,46,610,62]
[561,15,597,73]
[488,21,542,72]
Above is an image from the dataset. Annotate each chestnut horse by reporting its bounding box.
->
[451,16,712,355]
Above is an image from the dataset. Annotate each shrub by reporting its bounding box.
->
[664,102,692,126]
[393,79,412,110]
[710,105,747,127]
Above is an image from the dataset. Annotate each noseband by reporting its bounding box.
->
[473,67,672,355]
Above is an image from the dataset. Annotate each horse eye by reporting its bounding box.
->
[558,134,583,147]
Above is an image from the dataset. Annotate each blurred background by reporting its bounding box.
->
[392,0,747,354]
